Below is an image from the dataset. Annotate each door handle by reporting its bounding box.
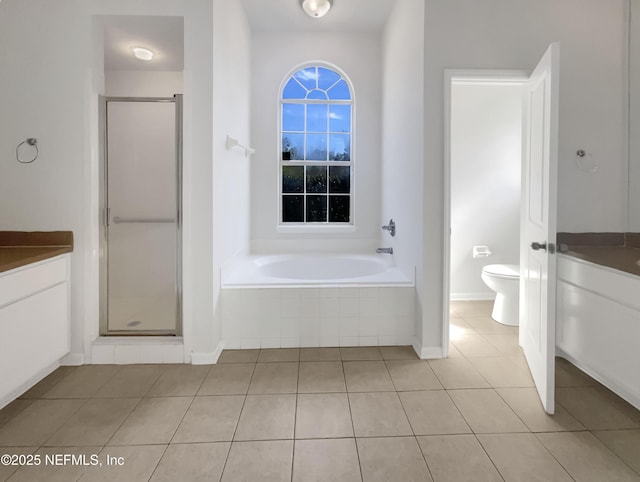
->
[531,242,557,253]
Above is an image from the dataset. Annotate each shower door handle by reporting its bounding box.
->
[104,207,111,227]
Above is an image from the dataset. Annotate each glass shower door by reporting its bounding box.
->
[104,98,181,335]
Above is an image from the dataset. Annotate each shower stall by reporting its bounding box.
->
[99,96,183,335]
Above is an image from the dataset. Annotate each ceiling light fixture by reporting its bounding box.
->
[299,0,333,18]
[131,47,155,61]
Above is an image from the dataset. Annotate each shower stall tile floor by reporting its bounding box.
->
[0,302,639,481]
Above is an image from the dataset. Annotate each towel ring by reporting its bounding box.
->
[16,138,39,164]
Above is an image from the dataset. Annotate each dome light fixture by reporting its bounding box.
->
[299,0,333,18]
[131,47,155,61]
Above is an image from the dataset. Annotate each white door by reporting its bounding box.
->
[520,43,559,414]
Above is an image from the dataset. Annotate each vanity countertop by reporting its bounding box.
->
[564,246,640,277]
[0,231,73,273]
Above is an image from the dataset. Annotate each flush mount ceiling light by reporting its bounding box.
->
[299,0,333,18]
[131,47,155,61]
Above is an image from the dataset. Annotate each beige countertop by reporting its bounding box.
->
[0,231,73,273]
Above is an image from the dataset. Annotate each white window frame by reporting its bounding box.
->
[276,62,356,234]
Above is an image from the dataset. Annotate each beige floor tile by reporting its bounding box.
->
[379,346,418,360]
[45,398,139,447]
[450,301,494,317]
[297,362,346,393]
[357,436,432,481]
[497,387,585,432]
[448,389,528,434]
[343,361,394,392]
[468,356,534,388]
[172,395,244,443]
[0,399,33,429]
[536,431,640,482]
[386,360,442,391]
[449,316,477,336]
[478,433,573,481]
[463,316,518,334]
[109,397,192,445]
[19,366,76,399]
[300,347,341,361]
[593,429,640,474]
[10,446,100,482]
[556,387,640,430]
[555,358,598,387]
[0,447,36,481]
[218,349,259,363]
[146,365,210,397]
[295,393,353,439]
[222,440,293,482]
[93,365,164,398]
[79,445,166,482]
[42,366,120,399]
[293,438,360,482]
[258,348,300,362]
[399,391,470,435]
[198,363,255,396]
[234,394,296,441]
[0,399,85,446]
[340,347,382,361]
[428,358,490,389]
[349,392,412,437]
[451,334,501,358]
[248,362,299,394]
[482,333,523,356]
[150,442,230,482]
[418,434,502,482]
[446,343,462,358]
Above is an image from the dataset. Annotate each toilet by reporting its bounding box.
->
[481,264,520,326]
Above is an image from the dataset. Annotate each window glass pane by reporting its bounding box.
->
[327,79,351,100]
[329,134,350,161]
[306,134,327,160]
[306,166,327,193]
[306,104,328,132]
[294,67,317,90]
[283,195,304,222]
[282,78,307,99]
[282,166,304,193]
[329,166,350,193]
[282,134,304,160]
[329,105,351,133]
[282,103,304,131]
[318,67,341,90]
[306,195,327,222]
[329,196,350,222]
[307,89,328,100]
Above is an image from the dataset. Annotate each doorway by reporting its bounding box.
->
[100,96,183,335]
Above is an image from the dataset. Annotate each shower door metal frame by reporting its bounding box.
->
[99,95,183,336]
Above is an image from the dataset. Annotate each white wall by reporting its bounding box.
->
[629,0,640,230]
[381,0,426,352]
[249,32,381,251]
[450,81,522,300]
[423,0,628,351]
[105,70,183,97]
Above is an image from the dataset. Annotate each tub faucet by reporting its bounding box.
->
[376,247,393,254]
[381,219,396,237]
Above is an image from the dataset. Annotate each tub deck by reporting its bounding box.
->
[565,246,640,277]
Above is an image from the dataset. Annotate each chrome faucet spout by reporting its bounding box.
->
[376,247,393,254]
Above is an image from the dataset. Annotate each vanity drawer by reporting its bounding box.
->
[0,255,68,308]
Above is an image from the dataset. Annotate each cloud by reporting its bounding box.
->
[296,69,317,81]
[329,112,343,120]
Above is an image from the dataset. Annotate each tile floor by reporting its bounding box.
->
[0,301,638,481]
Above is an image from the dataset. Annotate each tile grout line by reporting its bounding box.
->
[291,356,301,482]
[341,360,364,482]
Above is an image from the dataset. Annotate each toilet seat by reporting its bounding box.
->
[482,264,519,279]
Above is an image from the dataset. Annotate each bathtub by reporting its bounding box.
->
[221,254,416,349]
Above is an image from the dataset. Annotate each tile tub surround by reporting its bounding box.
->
[0,231,73,273]
[221,287,416,349]
[0,335,639,481]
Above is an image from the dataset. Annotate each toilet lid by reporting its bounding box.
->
[482,264,520,278]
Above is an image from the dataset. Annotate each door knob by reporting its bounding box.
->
[531,241,547,251]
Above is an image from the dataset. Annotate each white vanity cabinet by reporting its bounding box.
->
[0,254,70,408]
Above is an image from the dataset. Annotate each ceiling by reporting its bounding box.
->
[103,16,184,71]
[240,0,397,33]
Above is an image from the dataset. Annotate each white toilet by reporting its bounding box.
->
[481,264,520,326]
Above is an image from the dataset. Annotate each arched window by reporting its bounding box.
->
[280,65,353,224]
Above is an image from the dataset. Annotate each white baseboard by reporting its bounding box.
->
[191,341,225,365]
[450,292,495,301]
[412,338,444,359]
[60,352,84,366]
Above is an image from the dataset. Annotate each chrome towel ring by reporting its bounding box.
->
[16,138,39,164]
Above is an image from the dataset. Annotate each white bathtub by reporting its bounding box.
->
[222,254,414,288]
[221,254,416,349]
